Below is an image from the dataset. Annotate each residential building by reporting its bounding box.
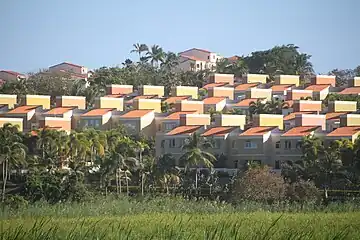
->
[139,85,164,97]
[208,73,234,85]
[133,98,161,113]
[328,101,357,112]
[213,114,246,128]
[171,86,198,99]
[0,118,23,131]
[49,62,88,75]
[116,110,155,136]
[177,48,222,72]
[305,85,330,100]
[39,107,73,133]
[234,83,259,100]
[203,97,227,112]
[79,108,114,130]
[20,95,51,109]
[95,96,124,111]
[253,114,284,130]
[159,111,197,133]
[283,112,316,131]
[270,84,294,101]
[348,77,360,87]
[292,100,322,112]
[311,75,336,87]
[208,86,234,100]
[294,114,326,130]
[0,70,26,82]
[339,87,360,95]
[245,88,272,100]
[4,105,43,132]
[180,113,210,126]
[56,96,86,109]
[242,74,268,84]
[340,114,360,127]
[202,82,227,91]
[275,75,300,87]
[0,94,17,109]
[326,126,360,143]
[174,100,204,114]
[227,98,266,115]
[163,96,190,106]
[326,112,349,132]
[106,85,133,95]
[286,89,313,100]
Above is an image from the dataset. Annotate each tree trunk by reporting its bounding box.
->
[125,172,129,196]
[195,169,198,190]
[119,170,122,194]
[141,172,144,196]
[2,159,8,202]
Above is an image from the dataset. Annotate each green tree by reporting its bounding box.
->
[130,43,149,61]
[146,45,165,67]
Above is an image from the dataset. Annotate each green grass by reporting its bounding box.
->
[1,212,359,239]
[1,197,360,239]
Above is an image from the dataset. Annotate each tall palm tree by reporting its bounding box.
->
[0,123,27,202]
[180,133,216,189]
[155,154,180,194]
[68,132,90,170]
[83,129,106,165]
[161,52,179,71]
[265,99,283,114]
[135,141,149,196]
[146,45,165,67]
[130,43,149,60]
[249,99,267,115]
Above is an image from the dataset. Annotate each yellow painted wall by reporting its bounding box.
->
[329,101,357,112]
[26,95,50,109]
[133,99,161,113]
[140,86,164,97]
[244,74,268,84]
[275,75,300,87]
[340,114,360,127]
[0,94,17,108]
[95,97,124,111]
[215,114,246,128]
[246,88,272,100]
[171,86,198,99]
[0,118,23,131]
[253,114,283,130]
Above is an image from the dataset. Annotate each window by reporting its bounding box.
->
[169,139,176,148]
[296,140,302,149]
[232,140,236,148]
[207,56,210,60]
[275,141,280,149]
[196,63,200,68]
[213,55,215,59]
[161,140,165,148]
[275,160,280,169]
[244,140,257,149]
[234,160,238,169]
[165,123,176,131]
[285,140,292,149]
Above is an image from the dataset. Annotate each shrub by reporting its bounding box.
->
[286,180,320,204]
[231,166,286,204]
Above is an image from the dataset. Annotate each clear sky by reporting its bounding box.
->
[1,0,359,74]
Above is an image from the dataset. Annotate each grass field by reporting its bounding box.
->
[1,197,360,239]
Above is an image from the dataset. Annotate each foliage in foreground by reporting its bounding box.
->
[1,211,359,240]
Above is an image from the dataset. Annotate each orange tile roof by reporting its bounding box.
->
[305,84,330,92]
[239,127,276,136]
[126,95,157,104]
[202,83,227,90]
[234,83,259,91]
[326,112,349,120]
[339,87,360,95]
[44,107,73,115]
[165,111,197,120]
[202,127,236,137]
[166,125,202,135]
[203,97,226,105]
[7,105,40,114]
[281,126,319,137]
[270,84,294,92]
[283,112,316,121]
[234,98,262,107]
[120,109,153,118]
[82,108,114,117]
[327,126,360,137]
[164,96,189,104]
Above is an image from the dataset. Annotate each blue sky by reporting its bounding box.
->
[1,0,359,74]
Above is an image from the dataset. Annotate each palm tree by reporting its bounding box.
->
[155,154,180,194]
[265,99,283,114]
[135,141,149,196]
[161,52,179,71]
[300,135,322,167]
[249,99,267,115]
[146,45,165,67]
[68,132,90,170]
[130,43,149,60]
[180,133,216,189]
[0,124,27,202]
[83,129,106,165]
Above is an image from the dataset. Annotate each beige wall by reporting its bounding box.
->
[286,90,313,100]
[0,94,17,108]
[208,73,234,85]
[171,86,198,99]
[106,85,133,95]
[56,96,86,109]
[139,86,164,97]
[311,75,336,87]
[40,117,72,132]
[349,77,360,87]
[208,87,234,100]
[245,88,272,100]
[25,95,50,109]
[340,114,360,127]
[133,99,161,112]
[95,97,124,111]
[293,100,322,112]
[253,114,283,130]
[49,63,86,74]
[0,118,23,131]
[243,74,267,84]
[328,101,357,112]
[214,114,246,128]
[180,114,210,126]
[204,100,226,112]
[275,75,300,86]
[295,114,326,130]
[175,100,204,113]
